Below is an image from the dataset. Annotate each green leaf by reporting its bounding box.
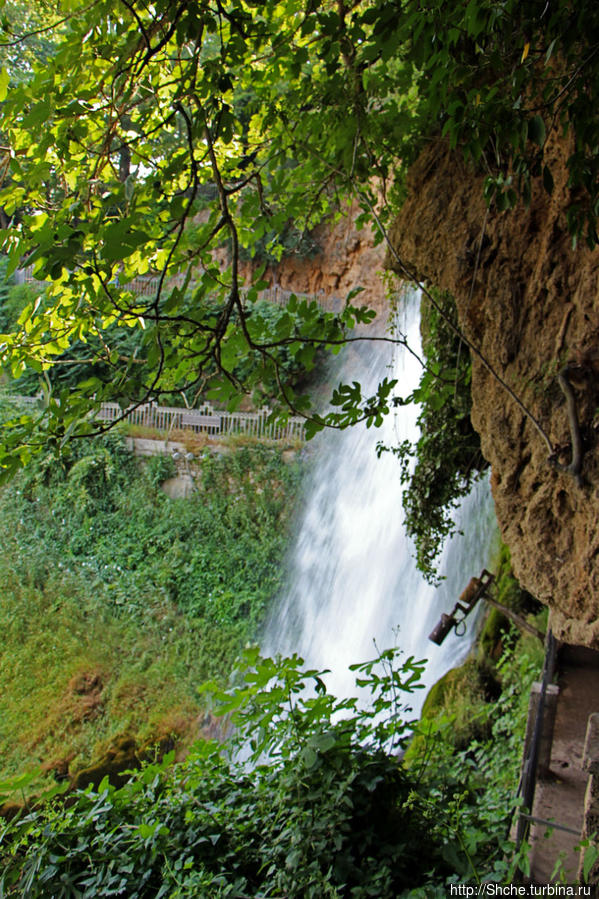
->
[102,221,150,262]
[583,844,599,882]
[301,746,318,769]
[0,767,41,793]
[528,115,546,147]
[0,67,9,102]
[312,732,336,753]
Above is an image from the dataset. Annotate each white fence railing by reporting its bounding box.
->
[9,395,306,442]
[15,267,340,310]
[97,401,306,442]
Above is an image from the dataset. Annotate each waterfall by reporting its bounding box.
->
[262,291,497,714]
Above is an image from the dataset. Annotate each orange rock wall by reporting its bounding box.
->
[263,200,388,317]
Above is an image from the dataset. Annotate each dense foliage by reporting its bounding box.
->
[0,0,598,478]
[0,0,60,114]
[1,426,302,624]
[0,413,304,782]
[1,4,592,889]
[0,636,545,897]
[0,261,323,405]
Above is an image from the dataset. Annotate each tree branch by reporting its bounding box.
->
[0,0,102,48]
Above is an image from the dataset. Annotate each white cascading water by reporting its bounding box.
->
[262,291,497,714]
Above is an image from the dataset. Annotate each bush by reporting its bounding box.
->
[0,426,304,786]
[0,637,543,896]
[0,433,302,627]
[145,453,177,488]
[0,648,445,897]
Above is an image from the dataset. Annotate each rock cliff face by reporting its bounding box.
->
[265,200,388,316]
[388,139,599,647]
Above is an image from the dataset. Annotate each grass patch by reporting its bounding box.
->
[0,428,303,788]
[0,569,242,792]
[123,422,304,453]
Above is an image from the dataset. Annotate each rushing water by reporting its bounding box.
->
[262,292,497,714]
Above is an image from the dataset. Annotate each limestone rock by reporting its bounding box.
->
[262,200,389,317]
[388,138,599,646]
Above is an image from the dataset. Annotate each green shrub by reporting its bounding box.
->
[0,648,442,897]
[145,453,177,488]
[0,435,301,627]
[0,428,304,784]
[0,638,543,896]
[418,658,496,750]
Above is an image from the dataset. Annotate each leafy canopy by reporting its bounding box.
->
[1,0,599,480]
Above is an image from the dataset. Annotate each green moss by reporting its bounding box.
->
[477,543,544,660]
[0,435,304,792]
[70,732,178,791]
[410,658,498,756]
[409,544,545,767]
[479,606,510,661]
[71,737,141,791]
[420,667,461,719]
[493,543,540,615]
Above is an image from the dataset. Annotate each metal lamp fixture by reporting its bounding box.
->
[428,567,544,645]
[428,569,495,645]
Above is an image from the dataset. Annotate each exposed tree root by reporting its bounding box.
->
[549,367,585,487]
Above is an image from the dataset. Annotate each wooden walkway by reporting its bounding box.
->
[98,400,306,442]
[529,645,599,884]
